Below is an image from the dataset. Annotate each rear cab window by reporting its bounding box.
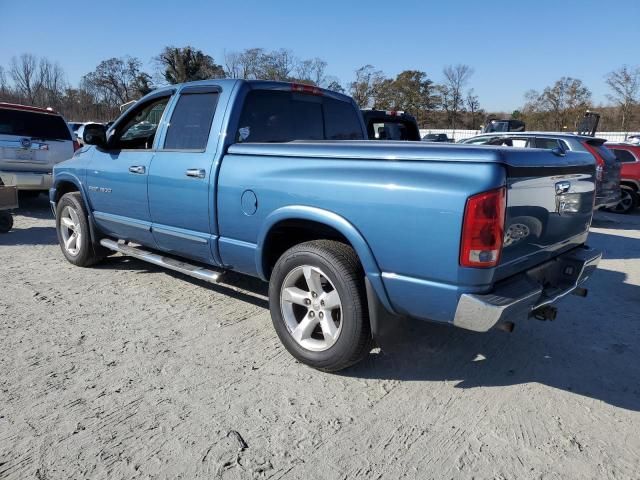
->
[0,108,71,141]
[612,149,637,163]
[236,90,363,143]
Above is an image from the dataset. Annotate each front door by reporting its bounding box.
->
[147,86,220,264]
[86,94,172,246]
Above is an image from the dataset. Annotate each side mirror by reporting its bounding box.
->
[83,123,107,148]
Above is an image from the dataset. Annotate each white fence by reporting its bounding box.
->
[419,129,640,143]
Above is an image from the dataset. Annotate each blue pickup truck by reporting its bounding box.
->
[51,80,601,371]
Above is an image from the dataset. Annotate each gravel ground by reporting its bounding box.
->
[1,196,639,480]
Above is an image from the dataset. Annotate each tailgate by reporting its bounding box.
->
[0,135,73,172]
[496,148,596,280]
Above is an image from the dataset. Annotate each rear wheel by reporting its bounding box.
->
[55,192,104,267]
[609,187,638,214]
[0,213,13,233]
[269,240,373,372]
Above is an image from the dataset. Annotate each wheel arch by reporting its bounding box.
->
[621,179,639,192]
[256,205,396,314]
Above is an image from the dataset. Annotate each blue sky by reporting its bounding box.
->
[1,0,638,111]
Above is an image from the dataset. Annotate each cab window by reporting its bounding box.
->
[163,92,219,150]
[111,96,170,150]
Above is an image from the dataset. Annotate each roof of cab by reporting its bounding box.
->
[148,79,353,102]
[0,102,59,115]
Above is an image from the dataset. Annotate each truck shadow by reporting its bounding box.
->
[0,226,57,246]
[345,266,640,412]
[591,210,640,231]
[0,194,57,246]
[95,256,269,310]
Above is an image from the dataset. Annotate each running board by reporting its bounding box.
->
[100,238,223,284]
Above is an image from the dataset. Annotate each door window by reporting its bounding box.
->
[163,92,219,150]
[111,97,170,150]
[534,138,561,150]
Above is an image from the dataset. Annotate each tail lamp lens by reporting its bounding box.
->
[460,187,506,268]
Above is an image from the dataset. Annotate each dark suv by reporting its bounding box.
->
[460,132,621,210]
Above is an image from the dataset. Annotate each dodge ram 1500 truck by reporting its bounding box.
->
[50,80,601,372]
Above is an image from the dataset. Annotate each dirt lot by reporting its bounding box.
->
[1,196,639,480]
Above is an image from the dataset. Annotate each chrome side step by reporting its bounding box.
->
[100,238,223,284]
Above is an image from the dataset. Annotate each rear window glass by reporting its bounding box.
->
[0,108,71,141]
[236,90,363,143]
[164,92,219,150]
[612,149,636,163]
[595,145,618,165]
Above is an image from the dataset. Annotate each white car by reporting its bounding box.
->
[0,103,77,193]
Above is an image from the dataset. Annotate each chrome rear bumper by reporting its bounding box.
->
[453,246,601,332]
[0,171,52,190]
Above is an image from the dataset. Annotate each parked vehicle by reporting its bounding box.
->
[422,133,452,142]
[605,143,640,213]
[50,80,601,371]
[0,103,77,193]
[459,132,621,210]
[0,176,18,233]
[481,118,526,134]
[360,110,421,141]
[68,121,84,137]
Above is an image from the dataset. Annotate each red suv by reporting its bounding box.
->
[605,143,640,213]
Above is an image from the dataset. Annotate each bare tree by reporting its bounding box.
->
[605,65,640,132]
[223,48,267,79]
[465,89,481,129]
[349,65,385,108]
[295,58,327,86]
[82,56,150,106]
[9,53,38,103]
[36,58,66,108]
[441,64,474,130]
[0,66,7,94]
[524,77,591,130]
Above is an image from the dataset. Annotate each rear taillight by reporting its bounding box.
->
[73,140,80,151]
[582,141,604,167]
[460,187,506,268]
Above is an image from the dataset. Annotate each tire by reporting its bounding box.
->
[55,192,104,267]
[0,213,13,233]
[268,240,373,372]
[609,187,639,214]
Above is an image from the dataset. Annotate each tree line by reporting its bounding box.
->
[0,46,638,132]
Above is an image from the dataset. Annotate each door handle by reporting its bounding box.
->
[129,165,146,174]
[185,168,206,179]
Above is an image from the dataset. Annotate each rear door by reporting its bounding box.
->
[147,85,220,264]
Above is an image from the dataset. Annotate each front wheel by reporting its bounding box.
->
[268,240,373,372]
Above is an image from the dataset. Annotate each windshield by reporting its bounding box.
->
[0,108,71,141]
